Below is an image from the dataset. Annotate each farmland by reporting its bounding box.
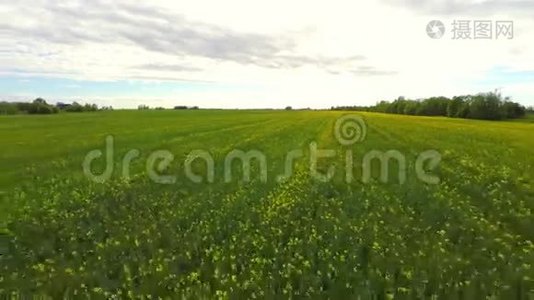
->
[1,110,533,297]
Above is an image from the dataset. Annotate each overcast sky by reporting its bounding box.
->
[1,0,533,108]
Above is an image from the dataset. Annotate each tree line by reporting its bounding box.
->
[0,98,109,115]
[332,91,529,120]
[138,105,200,110]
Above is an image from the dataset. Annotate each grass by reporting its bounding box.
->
[0,110,533,297]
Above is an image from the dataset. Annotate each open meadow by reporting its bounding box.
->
[1,110,533,297]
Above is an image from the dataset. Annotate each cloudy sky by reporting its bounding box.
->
[1,0,533,108]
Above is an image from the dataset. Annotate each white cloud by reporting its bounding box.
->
[0,0,533,107]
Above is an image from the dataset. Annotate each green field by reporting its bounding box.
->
[1,110,533,297]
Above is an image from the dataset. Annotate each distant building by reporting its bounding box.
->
[56,102,72,109]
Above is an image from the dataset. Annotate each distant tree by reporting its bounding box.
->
[0,102,19,115]
[417,97,449,116]
[27,98,58,114]
[285,106,292,110]
[457,101,470,118]
[388,97,411,114]
[373,100,391,113]
[66,102,84,112]
[55,101,99,112]
[174,106,187,110]
[502,101,526,118]
[28,103,56,114]
[403,101,420,115]
[1,99,102,115]
[16,102,32,112]
[447,96,465,117]
[385,100,397,114]
[33,98,47,105]
[338,91,524,121]
[84,103,98,112]
[467,92,503,120]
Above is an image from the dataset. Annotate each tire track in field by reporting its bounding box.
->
[153,113,330,209]
[155,116,333,291]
